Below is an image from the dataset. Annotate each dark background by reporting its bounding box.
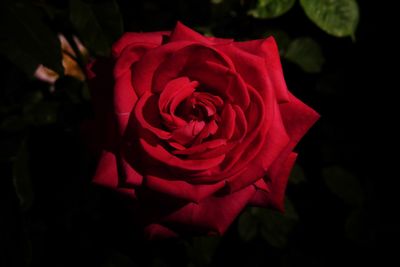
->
[1,0,396,266]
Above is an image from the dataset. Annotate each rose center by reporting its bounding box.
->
[177,92,221,123]
[163,85,224,147]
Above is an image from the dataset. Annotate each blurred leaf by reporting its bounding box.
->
[101,251,134,267]
[69,0,123,56]
[0,1,63,76]
[0,115,27,132]
[82,82,91,101]
[239,199,298,247]
[211,0,224,4]
[0,91,45,132]
[289,164,306,184]
[285,37,325,73]
[24,90,44,105]
[238,209,258,241]
[248,0,295,19]
[300,0,359,38]
[194,26,214,37]
[259,199,298,248]
[187,236,221,266]
[13,140,34,211]
[345,208,363,243]
[211,0,239,20]
[24,101,59,126]
[323,166,363,206]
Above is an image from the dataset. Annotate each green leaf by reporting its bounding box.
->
[0,1,63,76]
[300,0,359,38]
[69,0,123,57]
[238,209,258,242]
[238,199,299,247]
[282,198,299,220]
[248,0,295,19]
[187,236,221,266]
[285,37,325,73]
[289,164,306,184]
[13,140,34,211]
[323,166,363,206]
[258,199,298,248]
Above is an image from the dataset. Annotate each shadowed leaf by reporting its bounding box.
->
[69,0,123,56]
[323,166,363,206]
[0,1,63,76]
[285,37,325,73]
[248,0,295,19]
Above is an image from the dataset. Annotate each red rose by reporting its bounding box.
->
[87,22,319,239]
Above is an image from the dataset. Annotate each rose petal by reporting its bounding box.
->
[173,139,227,156]
[184,61,250,108]
[131,41,194,96]
[161,183,256,235]
[220,43,273,103]
[171,120,205,145]
[235,37,289,103]
[152,44,235,94]
[114,43,158,78]
[145,224,178,240]
[215,104,235,140]
[225,100,290,192]
[134,91,171,140]
[219,86,268,173]
[114,70,137,116]
[93,151,119,188]
[279,92,320,144]
[118,155,143,187]
[169,22,232,45]
[139,138,225,171]
[145,175,226,202]
[112,32,168,58]
[158,77,196,128]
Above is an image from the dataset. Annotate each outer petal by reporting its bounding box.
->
[145,176,226,203]
[249,93,319,210]
[234,37,289,103]
[112,31,169,57]
[219,43,273,102]
[279,92,320,145]
[169,22,232,45]
[145,224,179,239]
[130,41,194,97]
[155,184,256,235]
[225,100,290,191]
[248,152,297,211]
[114,42,163,131]
[93,151,119,188]
[267,152,298,211]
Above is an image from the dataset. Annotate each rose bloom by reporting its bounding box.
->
[86,22,319,238]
